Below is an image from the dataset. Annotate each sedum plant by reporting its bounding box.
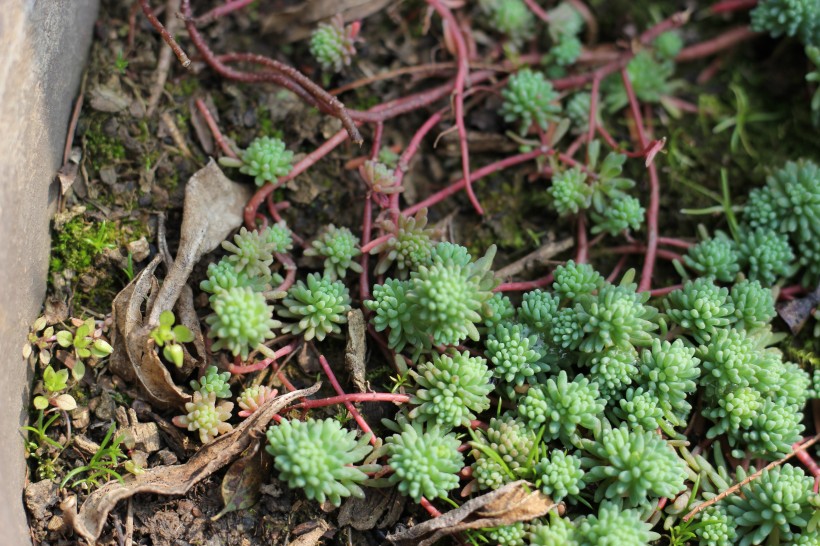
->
[548,167,593,216]
[552,260,605,301]
[589,194,644,236]
[737,227,795,286]
[279,273,351,341]
[408,350,493,428]
[470,414,536,490]
[530,513,578,546]
[237,136,294,186]
[200,257,272,298]
[750,0,819,46]
[368,209,436,277]
[695,505,737,546]
[265,418,377,506]
[486,522,527,546]
[683,236,741,282]
[385,420,463,502]
[501,69,561,134]
[173,391,233,443]
[638,338,700,428]
[481,0,536,45]
[206,286,280,359]
[304,224,363,280]
[221,227,275,279]
[189,365,231,398]
[535,450,586,501]
[582,423,687,507]
[236,385,276,417]
[665,278,735,344]
[485,322,547,392]
[309,16,357,72]
[575,501,660,545]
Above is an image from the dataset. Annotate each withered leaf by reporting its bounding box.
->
[338,487,405,530]
[387,481,559,546]
[109,256,190,410]
[777,284,820,334]
[211,441,271,521]
[290,519,332,546]
[146,160,252,325]
[70,383,321,542]
[344,309,367,393]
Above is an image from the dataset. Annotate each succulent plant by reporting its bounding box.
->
[518,289,561,333]
[548,167,593,216]
[518,370,606,442]
[703,385,763,440]
[550,34,583,66]
[683,236,741,282]
[535,450,586,501]
[575,501,661,545]
[262,221,294,254]
[206,286,280,359]
[740,398,805,457]
[501,69,561,134]
[590,195,645,236]
[361,160,402,197]
[265,418,376,506]
[730,279,776,330]
[552,261,605,301]
[173,391,233,443]
[654,30,684,60]
[695,505,737,546]
[583,423,687,506]
[665,278,735,344]
[546,2,584,40]
[638,338,700,427]
[737,227,796,286]
[486,522,527,546]
[697,327,763,396]
[237,385,277,417]
[726,463,815,546]
[481,292,516,332]
[408,350,493,428]
[239,136,294,186]
[309,17,357,72]
[190,365,231,398]
[304,224,363,280]
[605,51,674,111]
[550,306,585,350]
[751,0,819,46]
[744,186,781,232]
[611,387,664,431]
[566,92,597,134]
[279,273,351,341]
[470,414,536,489]
[369,210,436,277]
[529,513,579,546]
[200,257,271,297]
[581,346,638,399]
[485,322,547,389]
[484,0,536,44]
[385,420,464,502]
[364,278,421,353]
[808,46,820,125]
[222,227,276,279]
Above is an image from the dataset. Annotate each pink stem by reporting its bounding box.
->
[586,75,601,158]
[420,497,443,517]
[296,392,411,409]
[606,254,630,283]
[658,236,694,249]
[676,27,760,62]
[229,341,298,374]
[649,284,682,297]
[403,147,548,216]
[361,233,393,254]
[360,195,374,302]
[244,128,350,229]
[195,98,237,158]
[319,355,378,446]
[427,0,482,216]
[495,274,555,293]
[710,0,758,14]
[194,0,256,25]
[575,213,589,263]
[523,0,550,22]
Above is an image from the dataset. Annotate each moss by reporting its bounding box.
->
[83,117,126,173]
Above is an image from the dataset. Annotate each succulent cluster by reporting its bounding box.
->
[279,273,352,341]
[548,143,645,238]
[173,390,233,443]
[501,69,561,134]
[604,49,675,112]
[368,209,437,277]
[239,136,295,186]
[751,0,819,47]
[265,418,377,506]
[206,286,281,359]
[480,0,536,45]
[470,414,536,490]
[309,16,357,72]
[190,366,231,398]
[304,224,363,280]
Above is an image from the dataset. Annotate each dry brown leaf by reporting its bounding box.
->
[212,441,271,521]
[338,487,405,531]
[289,519,332,546]
[146,160,252,325]
[260,0,391,42]
[70,384,321,542]
[778,284,820,334]
[344,309,367,393]
[110,256,190,411]
[387,481,559,546]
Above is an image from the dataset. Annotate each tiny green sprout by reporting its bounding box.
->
[150,310,194,368]
[55,318,112,376]
[309,15,357,72]
[114,50,129,74]
[61,423,128,490]
[34,365,77,412]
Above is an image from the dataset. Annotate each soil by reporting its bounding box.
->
[21,0,820,545]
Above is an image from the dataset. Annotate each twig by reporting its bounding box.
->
[124,498,134,546]
[295,392,411,409]
[195,98,236,158]
[194,0,256,26]
[138,0,191,68]
[63,73,87,165]
[682,433,820,521]
[146,0,181,116]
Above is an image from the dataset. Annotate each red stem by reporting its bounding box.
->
[658,236,694,249]
[296,392,411,409]
[229,341,298,374]
[495,274,555,293]
[139,0,192,68]
[523,0,550,22]
[606,254,630,283]
[709,0,758,14]
[649,284,682,297]
[360,196,373,301]
[575,213,589,264]
[675,27,760,62]
[403,147,548,216]
[427,0,482,216]
[194,0,256,25]
[319,355,377,446]
[420,497,443,517]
